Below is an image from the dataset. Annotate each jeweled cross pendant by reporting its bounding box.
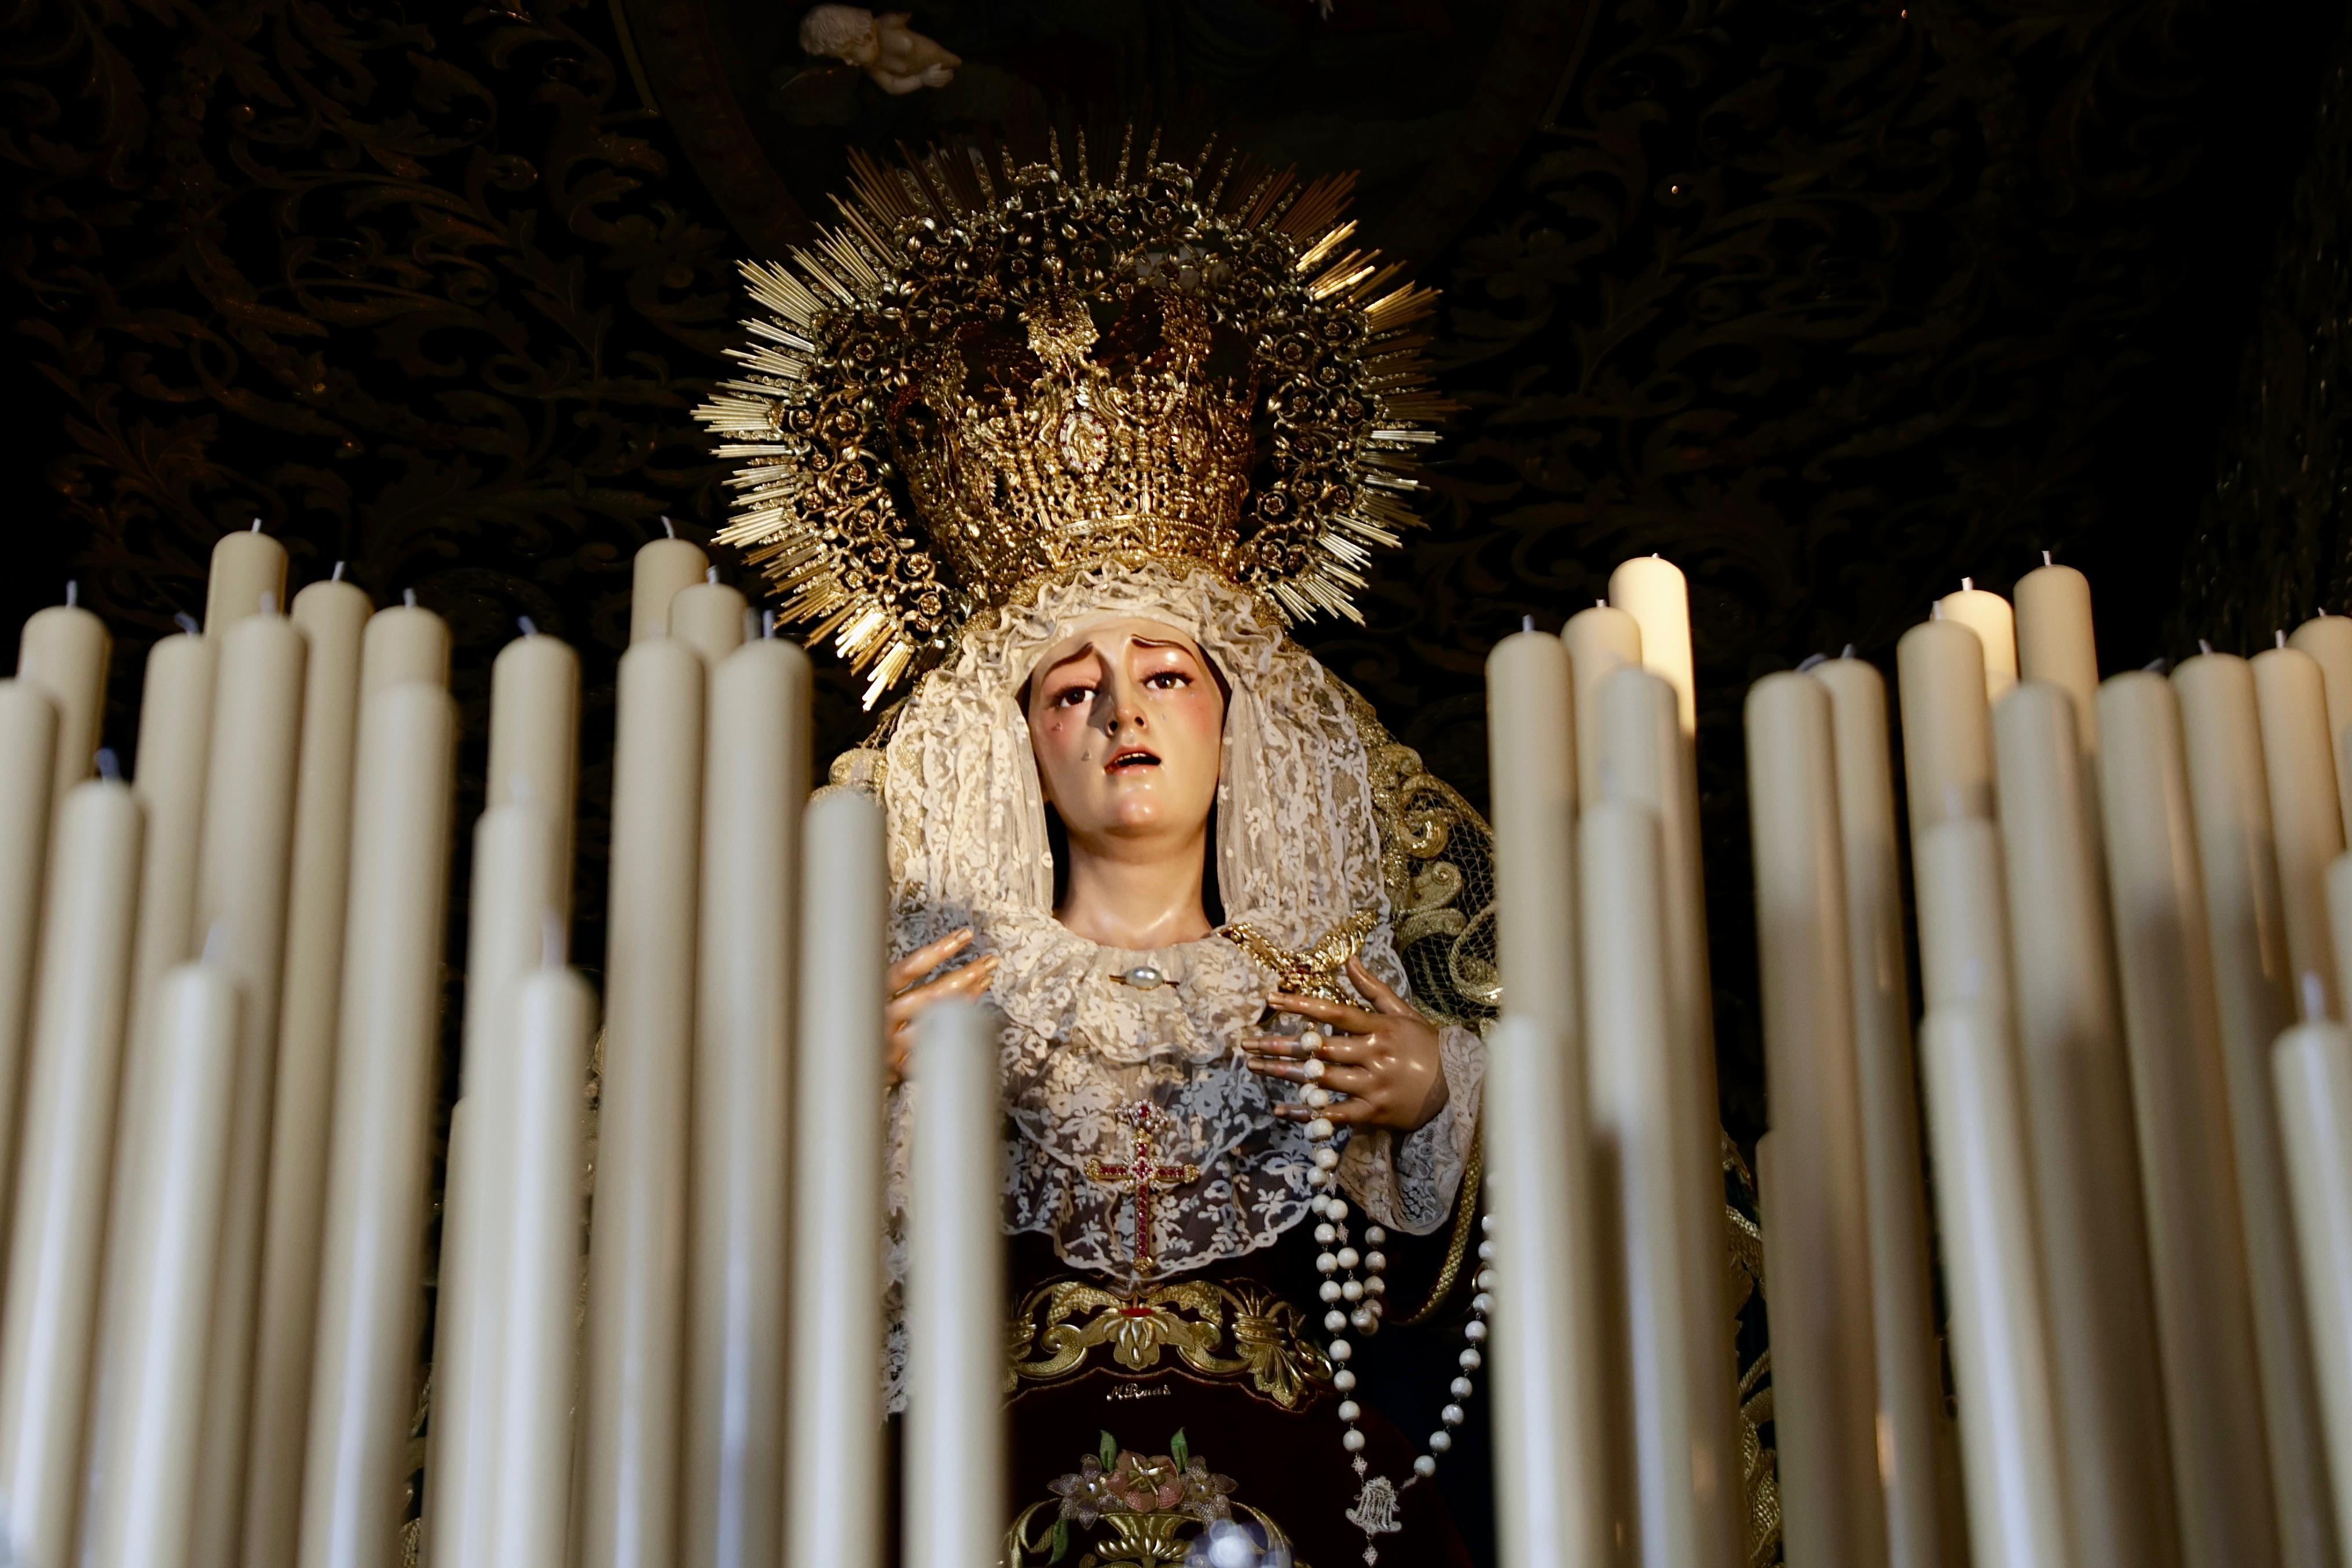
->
[1084,1101,1200,1277]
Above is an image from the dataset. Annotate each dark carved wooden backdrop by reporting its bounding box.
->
[0,0,2338,1149]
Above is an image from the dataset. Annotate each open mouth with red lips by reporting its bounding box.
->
[1105,746,1161,774]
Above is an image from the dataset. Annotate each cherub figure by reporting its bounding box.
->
[797,5,961,94]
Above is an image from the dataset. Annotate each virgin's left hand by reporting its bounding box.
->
[1244,957,1449,1134]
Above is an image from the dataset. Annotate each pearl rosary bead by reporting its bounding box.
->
[1428,1431,1452,1454]
[1335,1247,1360,1270]
[1477,1239,1496,1261]
[1363,1250,1386,1272]
[1413,1456,1437,1479]
[1328,1339,1353,1361]
[1450,1376,1473,1399]
[1306,1116,1335,1140]
[1441,1404,1464,1426]
[1305,1086,1332,1108]
[1341,1280,1362,1302]
[1342,1429,1366,1453]
[1314,1222,1336,1244]
[1459,1348,1481,1371]
[1325,1309,1349,1333]
[1316,1251,1339,1274]
[1463,1320,1488,1343]
[1321,1280,1343,1302]
[1338,1400,1361,1422]
[1302,1058,1327,1082]
[1332,1369,1357,1393]
[1327,1200,1349,1222]
[1313,1147,1339,1170]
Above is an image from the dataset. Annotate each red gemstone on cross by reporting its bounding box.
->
[1085,1101,1201,1276]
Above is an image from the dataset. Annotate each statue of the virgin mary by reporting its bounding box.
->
[697,134,1532,1566]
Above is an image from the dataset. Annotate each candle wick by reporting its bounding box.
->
[2300,971,2329,1024]
[250,516,263,532]
[2143,657,2168,673]
[1796,653,1828,672]
[661,515,677,539]
[517,616,538,637]
[1841,643,1857,660]
[96,748,122,782]
[404,589,418,609]
[2042,550,2053,567]
[174,613,200,636]
[1595,598,1607,609]
[64,580,78,608]
[705,566,720,585]
[331,560,347,582]
[1930,602,1944,620]
[1521,614,1535,633]
[2199,639,2214,656]
[1961,577,1974,591]
[2278,629,2289,649]
[201,921,230,965]
[762,609,778,640]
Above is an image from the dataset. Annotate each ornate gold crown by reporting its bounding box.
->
[695,131,1449,704]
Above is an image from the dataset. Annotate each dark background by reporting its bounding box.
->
[2,0,2347,1152]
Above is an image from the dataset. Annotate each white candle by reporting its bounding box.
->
[2289,613,2352,842]
[0,685,54,1260]
[1895,618,1995,837]
[1606,556,1696,735]
[785,787,888,1568]
[298,682,457,1568]
[2175,652,2336,1566]
[2097,672,2284,1568]
[185,610,309,1568]
[243,576,372,1568]
[16,599,112,810]
[357,602,451,697]
[1485,631,1578,1035]
[0,778,142,1568]
[1578,799,1741,1568]
[1743,672,1887,1568]
[1485,1013,1610,1568]
[1915,1001,2070,1568]
[493,967,593,1568]
[1935,581,2017,702]
[2016,563,2101,753]
[428,805,562,1568]
[1991,683,2175,1567]
[632,536,709,644]
[2274,1017,2352,1564]
[580,636,704,1568]
[684,638,809,1568]
[904,999,1005,1568]
[81,962,239,1568]
[669,578,748,669]
[1808,655,1952,1568]
[203,526,289,635]
[2254,646,2347,1017]
[2330,856,2352,1011]
[1563,604,1642,807]
[486,628,581,917]
[124,631,217,1066]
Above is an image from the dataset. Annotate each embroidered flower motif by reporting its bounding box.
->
[1049,1456,1118,1526]
[1108,1450,1188,1512]
[1179,1456,1239,1522]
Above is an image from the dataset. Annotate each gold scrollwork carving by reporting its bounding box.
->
[1006,1278,1334,1410]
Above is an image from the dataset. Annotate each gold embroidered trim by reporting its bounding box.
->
[1005,1277,1334,1409]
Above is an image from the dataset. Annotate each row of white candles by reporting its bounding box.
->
[0,527,1006,1568]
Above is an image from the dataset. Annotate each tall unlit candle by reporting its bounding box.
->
[80,963,238,1568]
[493,968,593,1568]
[1936,582,2017,702]
[0,778,141,1568]
[297,682,457,1568]
[785,788,888,1568]
[1896,619,1995,837]
[1809,656,1951,1568]
[203,527,289,635]
[669,579,749,669]
[124,632,217,1063]
[186,610,309,1568]
[904,1000,1006,1568]
[2016,563,2100,752]
[1992,684,2177,1568]
[580,636,704,1568]
[1486,1013,1610,1568]
[684,638,808,1568]
[2179,650,2338,1567]
[1743,672,1886,1568]
[1485,632,1578,1038]
[357,602,451,697]
[16,600,111,809]
[2097,672,2283,1568]
[1607,556,1696,735]
[486,628,581,915]
[0,687,55,1256]
[631,537,709,645]
[243,576,372,1568]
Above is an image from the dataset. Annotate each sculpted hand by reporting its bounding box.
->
[1243,957,1449,1133]
[884,928,999,1085]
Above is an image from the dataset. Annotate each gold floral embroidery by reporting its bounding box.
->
[1006,1278,1333,1408]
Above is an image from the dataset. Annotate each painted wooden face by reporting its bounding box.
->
[1023,617,1224,849]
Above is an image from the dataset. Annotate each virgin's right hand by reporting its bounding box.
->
[883,928,998,1085]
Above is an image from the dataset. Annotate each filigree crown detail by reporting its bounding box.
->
[695,130,1450,704]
